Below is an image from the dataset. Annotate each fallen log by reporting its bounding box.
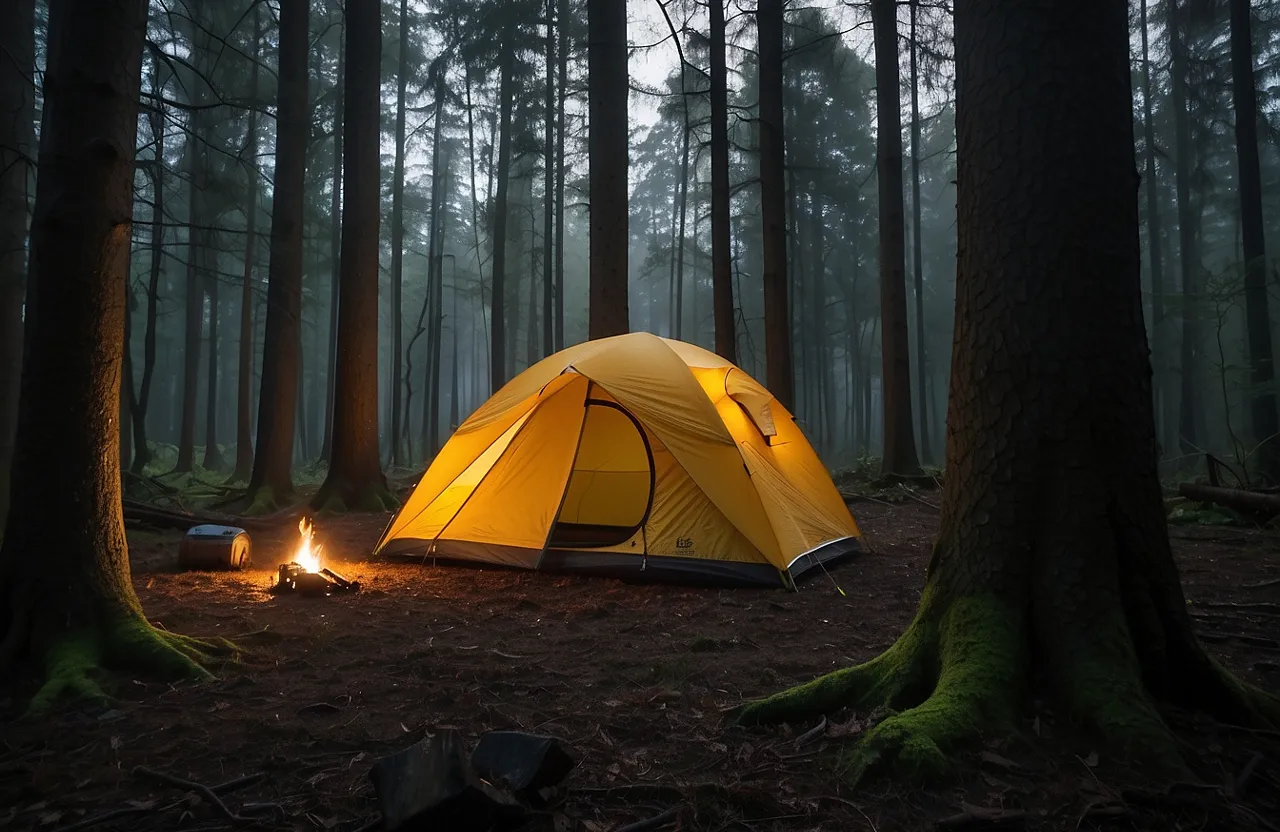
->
[1176,483,1280,517]
[122,500,285,533]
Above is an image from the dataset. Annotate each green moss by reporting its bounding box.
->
[734,592,941,726]
[316,484,398,514]
[30,634,108,712]
[841,594,1022,783]
[26,616,236,714]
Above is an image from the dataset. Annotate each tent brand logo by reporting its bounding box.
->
[676,537,695,553]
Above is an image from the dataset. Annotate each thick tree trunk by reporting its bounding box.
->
[0,0,226,708]
[175,135,204,474]
[587,0,630,339]
[1139,0,1168,455]
[543,0,556,358]
[231,13,261,483]
[1168,0,1200,453]
[313,0,393,512]
[709,0,735,362]
[490,46,514,391]
[388,0,409,468]
[1229,0,1278,482]
[321,28,344,463]
[908,0,932,465]
[873,0,921,476]
[247,0,309,511]
[736,0,1276,779]
[0,0,36,526]
[758,0,792,409]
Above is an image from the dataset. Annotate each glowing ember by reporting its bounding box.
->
[294,517,322,573]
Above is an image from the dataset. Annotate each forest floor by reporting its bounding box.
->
[2,494,1279,832]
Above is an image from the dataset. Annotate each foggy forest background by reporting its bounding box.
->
[4,0,1280,491]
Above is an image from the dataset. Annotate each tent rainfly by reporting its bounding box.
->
[375,333,861,588]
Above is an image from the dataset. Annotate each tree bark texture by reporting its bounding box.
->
[1228,0,1278,482]
[736,0,1276,780]
[758,0,792,409]
[709,0,735,362]
[424,79,446,458]
[873,0,921,476]
[587,0,630,339]
[0,0,227,708]
[248,0,309,510]
[0,0,36,526]
[314,0,394,512]
[555,0,568,352]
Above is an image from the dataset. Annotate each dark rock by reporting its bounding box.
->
[370,729,525,831]
[470,731,575,803]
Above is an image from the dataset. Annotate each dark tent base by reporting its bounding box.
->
[377,536,861,590]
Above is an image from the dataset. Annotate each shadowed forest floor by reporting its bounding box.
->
[2,500,1278,831]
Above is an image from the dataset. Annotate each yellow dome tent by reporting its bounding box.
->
[374,333,861,588]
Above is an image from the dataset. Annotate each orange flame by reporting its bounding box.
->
[295,517,322,572]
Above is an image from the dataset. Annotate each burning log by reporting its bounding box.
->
[269,518,360,596]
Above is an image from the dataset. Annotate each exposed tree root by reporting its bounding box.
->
[27,614,236,713]
[732,590,1251,784]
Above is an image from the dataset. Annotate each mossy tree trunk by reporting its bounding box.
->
[0,0,229,710]
[246,0,309,513]
[313,0,394,513]
[736,0,1277,781]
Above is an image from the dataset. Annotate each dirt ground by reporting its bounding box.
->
[2,500,1278,832]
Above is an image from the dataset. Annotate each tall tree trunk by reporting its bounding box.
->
[543,0,556,357]
[555,0,568,351]
[388,0,409,468]
[908,0,932,464]
[1229,0,1277,481]
[758,0,792,408]
[425,90,447,458]
[1139,0,1168,455]
[202,260,224,471]
[587,0,630,338]
[231,10,262,482]
[321,26,344,462]
[709,0,735,361]
[490,45,514,391]
[464,68,491,386]
[131,86,166,475]
[175,135,204,474]
[314,0,392,512]
[873,0,921,476]
[1,0,223,707]
[247,0,309,510]
[737,0,1276,778]
[1168,0,1200,453]
[0,0,36,525]
[675,100,690,341]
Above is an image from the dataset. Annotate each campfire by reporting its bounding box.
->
[271,517,360,596]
